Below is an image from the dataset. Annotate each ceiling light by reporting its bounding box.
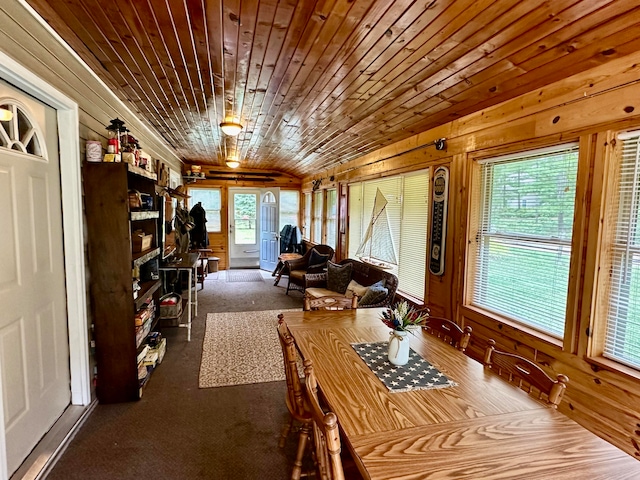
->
[226,160,240,168]
[220,121,243,136]
[0,107,13,121]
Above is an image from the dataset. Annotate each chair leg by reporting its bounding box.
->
[279,415,293,448]
[291,422,311,480]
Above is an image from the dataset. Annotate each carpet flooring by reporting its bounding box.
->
[199,309,298,388]
[226,269,264,282]
[45,269,306,480]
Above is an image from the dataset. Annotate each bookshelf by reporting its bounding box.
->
[84,162,163,403]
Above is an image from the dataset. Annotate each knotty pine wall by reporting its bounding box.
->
[303,50,640,458]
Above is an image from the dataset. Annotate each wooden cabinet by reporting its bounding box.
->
[84,162,162,403]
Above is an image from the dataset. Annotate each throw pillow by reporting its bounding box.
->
[345,279,368,299]
[307,250,330,273]
[359,279,388,306]
[326,261,353,294]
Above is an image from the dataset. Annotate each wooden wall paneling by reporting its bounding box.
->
[450,153,468,324]
[563,134,598,353]
[585,131,620,358]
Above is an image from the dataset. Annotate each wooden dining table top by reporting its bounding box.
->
[282,308,640,480]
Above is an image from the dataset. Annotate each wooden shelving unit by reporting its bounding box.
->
[84,162,163,403]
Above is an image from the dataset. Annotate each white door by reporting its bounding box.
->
[0,80,70,475]
[259,188,280,271]
[228,189,260,268]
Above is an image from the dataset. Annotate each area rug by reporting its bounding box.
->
[226,270,264,283]
[199,309,299,388]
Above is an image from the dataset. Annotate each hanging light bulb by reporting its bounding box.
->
[220,121,243,136]
[0,107,13,121]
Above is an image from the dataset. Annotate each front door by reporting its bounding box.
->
[228,189,260,268]
[259,188,280,271]
[0,80,71,475]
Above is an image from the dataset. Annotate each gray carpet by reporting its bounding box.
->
[46,269,305,480]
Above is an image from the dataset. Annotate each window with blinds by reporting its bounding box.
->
[313,190,323,243]
[604,131,640,370]
[325,189,337,249]
[303,193,311,240]
[348,170,429,300]
[470,144,579,338]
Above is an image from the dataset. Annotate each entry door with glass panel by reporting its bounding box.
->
[229,189,260,268]
[260,188,280,272]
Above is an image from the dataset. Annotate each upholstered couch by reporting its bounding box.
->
[304,258,398,308]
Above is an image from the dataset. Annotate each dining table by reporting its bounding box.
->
[282,307,640,479]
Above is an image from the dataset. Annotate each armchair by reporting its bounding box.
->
[285,244,334,294]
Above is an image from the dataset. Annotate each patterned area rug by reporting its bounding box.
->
[226,270,264,283]
[199,309,299,388]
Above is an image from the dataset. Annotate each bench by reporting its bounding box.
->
[304,258,398,308]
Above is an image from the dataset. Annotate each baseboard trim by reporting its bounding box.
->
[10,399,98,480]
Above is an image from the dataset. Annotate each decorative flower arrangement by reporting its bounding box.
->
[381,301,429,332]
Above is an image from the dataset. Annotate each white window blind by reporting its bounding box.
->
[313,190,323,243]
[398,172,429,300]
[604,131,640,369]
[325,189,337,249]
[348,171,429,301]
[471,144,579,338]
[348,184,363,257]
[303,192,311,240]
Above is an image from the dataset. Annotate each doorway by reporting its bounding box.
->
[0,52,89,480]
[0,80,69,475]
[228,188,279,270]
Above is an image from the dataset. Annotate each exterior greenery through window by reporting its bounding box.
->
[279,190,300,231]
[470,144,579,338]
[604,131,640,370]
[189,188,221,232]
[303,193,311,240]
[325,189,337,249]
[313,191,323,243]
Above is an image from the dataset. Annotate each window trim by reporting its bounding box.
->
[588,129,640,373]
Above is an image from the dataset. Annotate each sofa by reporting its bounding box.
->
[304,258,398,308]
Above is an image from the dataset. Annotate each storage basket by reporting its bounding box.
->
[159,293,182,319]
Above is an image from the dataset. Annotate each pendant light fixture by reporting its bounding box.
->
[226,159,240,168]
[0,107,13,121]
[220,121,243,136]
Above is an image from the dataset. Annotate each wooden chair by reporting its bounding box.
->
[277,315,312,480]
[303,360,346,480]
[484,339,569,408]
[303,294,358,311]
[422,317,472,351]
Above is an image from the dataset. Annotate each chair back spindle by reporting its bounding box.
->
[422,317,472,351]
[484,339,569,408]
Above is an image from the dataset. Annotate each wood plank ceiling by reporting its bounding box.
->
[26,0,640,177]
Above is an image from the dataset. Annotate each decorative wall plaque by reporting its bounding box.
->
[429,166,449,276]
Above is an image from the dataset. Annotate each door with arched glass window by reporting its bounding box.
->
[0,79,71,476]
[260,188,280,272]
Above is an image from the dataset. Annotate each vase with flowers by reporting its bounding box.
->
[381,301,429,366]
